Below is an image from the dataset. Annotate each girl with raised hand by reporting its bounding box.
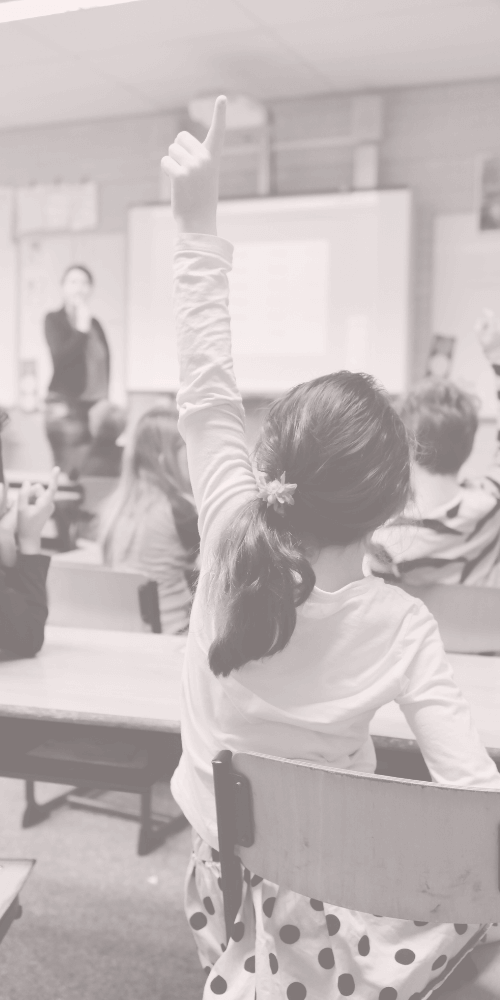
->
[163,98,500,1000]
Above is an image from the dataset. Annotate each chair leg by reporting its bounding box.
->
[136,787,187,856]
[137,786,153,855]
[22,779,71,828]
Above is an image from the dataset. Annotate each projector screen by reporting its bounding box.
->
[126,190,412,396]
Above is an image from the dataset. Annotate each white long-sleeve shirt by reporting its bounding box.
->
[169,233,500,850]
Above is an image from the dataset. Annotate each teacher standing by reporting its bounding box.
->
[44,265,110,478]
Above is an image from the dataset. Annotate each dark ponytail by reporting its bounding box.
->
[209,499,315,677]
[209,371,412,676]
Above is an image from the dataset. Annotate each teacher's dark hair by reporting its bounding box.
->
[208,371,412,677]
[62,264,94,286]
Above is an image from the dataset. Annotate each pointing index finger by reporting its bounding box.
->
[203,95,227,157]
[47,466,60,498]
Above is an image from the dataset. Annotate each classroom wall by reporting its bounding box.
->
[1,78,499,380]
[3,79,500,471]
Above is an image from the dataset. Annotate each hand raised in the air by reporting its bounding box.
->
[17,467,59,555]
[161,95,226,235]
[476,309,500,366]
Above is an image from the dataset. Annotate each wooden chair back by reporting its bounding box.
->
[213,750,500,941]
[398,583,500,653]
[47,563,160,632]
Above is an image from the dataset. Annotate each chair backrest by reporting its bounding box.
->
[52,542,102,566]
[398,583,500,653]
[213,750,500,940]
[47,563,156,632]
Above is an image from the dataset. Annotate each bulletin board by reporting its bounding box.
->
[18,232,126,404]
[433,213,500,418]
[127,191,412,397]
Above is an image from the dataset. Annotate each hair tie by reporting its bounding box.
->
[256,471,297,516]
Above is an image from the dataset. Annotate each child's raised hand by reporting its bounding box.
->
[161,95,226,235]
[476,309,500,365]
[0,485,18,568]
[17,467,59,555]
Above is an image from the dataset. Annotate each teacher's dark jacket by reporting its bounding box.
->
[45,308,110,400]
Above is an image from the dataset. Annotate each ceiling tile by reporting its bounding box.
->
[236,0,495,28]
[273,4,500,68]
[91,29,329,109]
[0,20,60,65]
[0,59,153,129]
[25,0,256,55]
[313,42,500,91]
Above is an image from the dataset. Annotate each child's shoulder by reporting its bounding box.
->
[370,576,433,627]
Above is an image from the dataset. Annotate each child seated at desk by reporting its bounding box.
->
[367,310,500,587]
[0,419,58,656]
[80,400,126,478]
[99,407,199,634]
[163,98,500,1000]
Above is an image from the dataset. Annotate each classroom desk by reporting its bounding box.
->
[0,860,34,948]
[0,639,499,837]
[0,627,186,854]
[0,626,185,730]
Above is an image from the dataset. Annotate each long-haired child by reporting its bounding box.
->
[99,406,198,634]
[163,98,500,1000]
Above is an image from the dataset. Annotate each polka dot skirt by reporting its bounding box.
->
[186,832,490,1000]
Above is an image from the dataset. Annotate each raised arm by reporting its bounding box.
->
[162,97,256,551]
[474,309,500,489]
[0,471,58,657]
[396,604,500,789]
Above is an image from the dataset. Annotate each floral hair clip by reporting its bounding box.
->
[256,471,297,515]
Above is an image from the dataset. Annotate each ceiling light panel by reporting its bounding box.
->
[0,0,142,24]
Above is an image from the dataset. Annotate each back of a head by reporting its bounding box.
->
[89,401,127,443]
[398,379,479,475]
[130,406,184,486]
[100,406,196,563]
[209,371,412,677]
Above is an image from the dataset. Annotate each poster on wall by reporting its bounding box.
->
[478,157,500,231]
[425,334,456,378]
[15,183,98,237]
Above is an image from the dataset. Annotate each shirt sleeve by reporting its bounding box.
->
[396,603,500,789]
[174,234,257,555]
[0,553,50,657]
[364,537,400,579]
[465,361,500,493]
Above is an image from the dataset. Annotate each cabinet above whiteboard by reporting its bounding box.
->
[127,191,412,397]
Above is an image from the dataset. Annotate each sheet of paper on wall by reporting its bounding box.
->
[70,182,98,231]
[15,182,97,235]
[16,186,45,236]
[44,185,72,231]
[229,240,329,356]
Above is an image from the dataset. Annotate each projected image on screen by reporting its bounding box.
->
[230,241,329,356]
[127,192,411,397]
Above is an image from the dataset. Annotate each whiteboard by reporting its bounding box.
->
[433,214,500,418]
[127,191,412,396]
[18,232,126,404]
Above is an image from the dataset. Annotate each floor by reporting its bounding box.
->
[0,778,205,1000]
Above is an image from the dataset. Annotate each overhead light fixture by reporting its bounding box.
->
[0,0,142,24]
[188,94,268,131]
